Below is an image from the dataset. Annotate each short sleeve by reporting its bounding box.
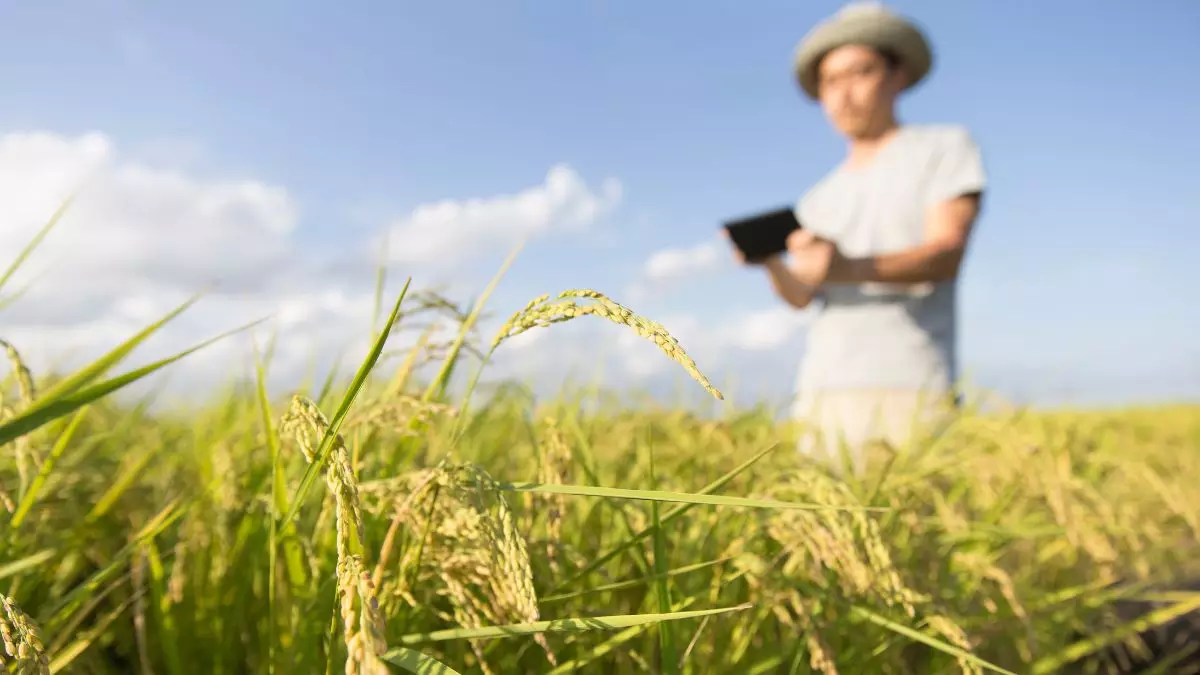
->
[925,127,986,206]
[795,179,836,239]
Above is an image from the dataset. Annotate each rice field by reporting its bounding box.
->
[3,217,1200,675]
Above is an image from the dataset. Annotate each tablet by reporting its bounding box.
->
[721,206,801,263]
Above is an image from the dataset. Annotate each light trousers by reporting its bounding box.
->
[792,388,957,474]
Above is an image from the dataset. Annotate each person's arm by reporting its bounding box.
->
[763,255,820,309]
[827,127,987,285]
[826,192,982,284]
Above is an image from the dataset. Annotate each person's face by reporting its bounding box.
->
[816,44,906,138]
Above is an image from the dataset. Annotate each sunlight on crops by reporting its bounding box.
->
[3,212,1200,675]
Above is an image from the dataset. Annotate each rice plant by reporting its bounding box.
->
[2,204,1199,674]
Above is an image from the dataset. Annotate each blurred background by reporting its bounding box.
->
[0,0,1196,411]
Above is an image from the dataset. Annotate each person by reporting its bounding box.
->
[729,2,987,473]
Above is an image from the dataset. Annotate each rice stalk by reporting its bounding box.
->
[280,394,389,674]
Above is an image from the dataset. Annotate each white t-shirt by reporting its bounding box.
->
[794,124,987,396]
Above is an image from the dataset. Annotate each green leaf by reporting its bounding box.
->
[36,293,206,403]
[254,341,307,586]
[393,604,752,646]
[380,648,465,675]
[47,593,138,673]
[549,443,780,593]
[647,437,679,675]
[545,597,701,675]
[0,549,56,581]
[438,241,524,424]
[0,194,75,296]
[0,318,261,447]
[499,482,884,512]
[42,499,187,629]
[849,605,1018,675]
[539,558,732,605]
[284,280,410,525]
[1031,593,1200,674]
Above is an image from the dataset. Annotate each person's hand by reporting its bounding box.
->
[785,229,838,288]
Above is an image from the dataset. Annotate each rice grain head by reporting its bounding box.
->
[280,395,389,674]
[1,594,50,675]
[339,555,390,675]
[390,460,555,670]
[764,469,918,616]
[1,339,40,501]
[533,416,573,575]
[345,395,456,436]
[490,289,723,401]
[280,394,368,563]
[1,339,36,405]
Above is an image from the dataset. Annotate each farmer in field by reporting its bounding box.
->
[737,3,987,472]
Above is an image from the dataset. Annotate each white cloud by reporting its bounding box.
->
[0,131,641,407]
[642,239,725,284]
[0,132,296,298]
[0,131,376,399]
[384,164,622,269]
[0,131,808,411]
[627,237,732,303]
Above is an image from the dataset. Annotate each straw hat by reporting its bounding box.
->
[792,2,933,100]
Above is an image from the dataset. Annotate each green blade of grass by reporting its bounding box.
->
[284,280,410,525]
[371,230,390,338]
[545,597,701,675]
[42,499,188,628]
[83,450,156,524]
[254,340,304,675]
[380,647,465,675]
[144,542,184,675]
[849,605,1018,675]
[0,318,262,447]
[549,443,779,593]
[0,194,75,296]
[394,604,752,646]
[0,273,46,312]
[0,549,56,581]
[254,341,307,586]
[647,435,678,675]
[499,481,884,512]
[47,593,138,674]
[540,558,732,605]
[1031,593,1200,674]
[35,293,206,403]
[434,241,524,413]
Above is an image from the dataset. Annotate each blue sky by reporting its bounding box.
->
[0,0,1197,409]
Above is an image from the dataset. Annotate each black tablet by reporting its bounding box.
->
[721,206,801,263]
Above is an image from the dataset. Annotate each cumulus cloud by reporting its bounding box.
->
[384,164,622,270]
[642,239,725,284]
[626,236,732,303]
[0,131,387,398]
[0,132,296,301]
[0,129,812,410]
[0,130,641,407]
